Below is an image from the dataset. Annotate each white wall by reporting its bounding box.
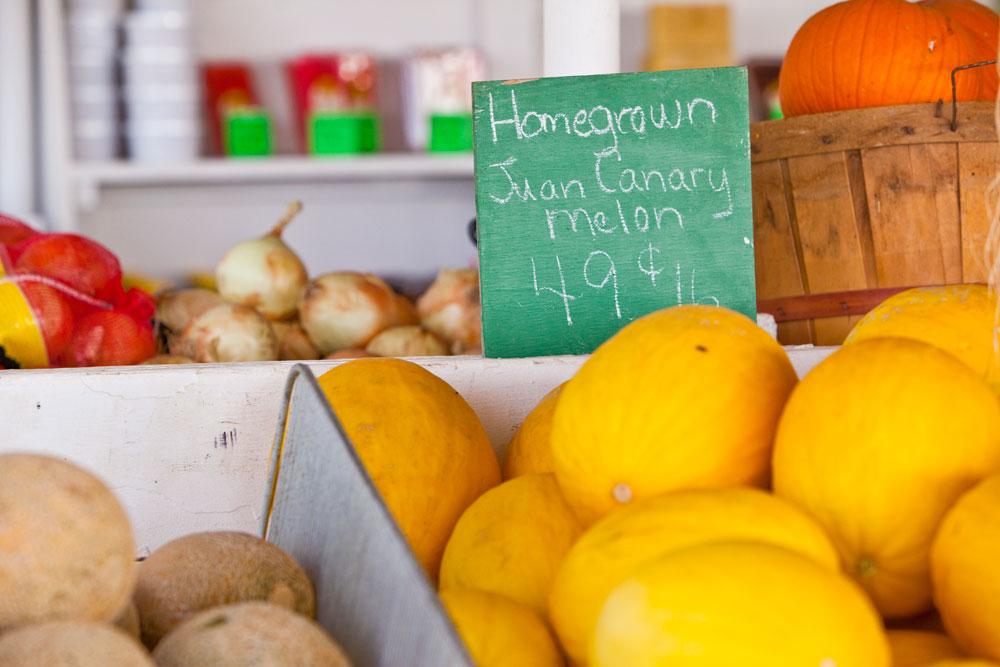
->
[75,0,897,283]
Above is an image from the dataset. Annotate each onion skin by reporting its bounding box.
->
[177,303,278,363]
[365,326,450,357]
[393,294,419,326]
[215,202,308,322]
[416,268,482,354]
[216,235,308,322]
[156,288,224,333]
[141,355,194,365]
[325,348,373,360]
[298,272,400,355]
[272,321,320,360]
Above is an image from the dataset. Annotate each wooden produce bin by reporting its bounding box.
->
[751,101,997,346]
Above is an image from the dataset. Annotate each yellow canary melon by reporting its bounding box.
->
[590,541,890,667]
[932,474,1000,658]
[774,339,1000,619]
[552,305,797,524]
[928,662,1000,667]
[887,630,965,667]
[0,454,137,631]
[439,473,582,616]
[440,588,564,667]
[502,384,563,479]
[317,359,500,581]
[846,285,998,384]
[548,486,840,664]
[0,622,153,667]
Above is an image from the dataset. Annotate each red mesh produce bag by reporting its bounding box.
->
[0,220,155,368]
[0,278,75,369]
[14,233,125,314]
[61,309,156,367]
[0,213,39,268]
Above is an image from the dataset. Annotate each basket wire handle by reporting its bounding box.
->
[951,59,998,131]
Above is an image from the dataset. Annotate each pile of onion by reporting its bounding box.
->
[175,303,278,363]
[416,268,482,354]
[156,288,224,354]
[272,321,320,360]
[298,272,410,355]
[365,325,449,357]
[215,201,309,321]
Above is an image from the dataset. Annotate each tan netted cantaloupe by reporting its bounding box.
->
[152,602,350,667]
[0,454,136,630]
[0,622,153,667]
[134,531,314,647]
[318,359,500,581]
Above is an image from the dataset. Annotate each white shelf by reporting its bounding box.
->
[72,154,474,209]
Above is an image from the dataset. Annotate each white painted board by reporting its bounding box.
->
[0,348,832,555]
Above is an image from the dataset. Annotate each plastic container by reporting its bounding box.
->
[126,99,200,120]
[126,117,200,162]
[122,47,198,88]
[71,83,118,119]
[74,117,118,161]
[123,9,192,48]
[67,0,125,12]
[133,0,192,10]
[66,10,119,50]
[69,61,116,88]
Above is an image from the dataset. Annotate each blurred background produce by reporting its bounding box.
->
[0,0,850,304]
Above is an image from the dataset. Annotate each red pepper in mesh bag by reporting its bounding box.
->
[0,278,75,369]
[14,233,125,316]
[61,307,156,367]
[0,213,39,268]
[0,218,156,368]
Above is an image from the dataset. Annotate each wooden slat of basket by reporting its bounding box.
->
[751,160,813,344]
[860,143,962,285]
[786,152,871,344]
[751,102,995,163]
[959,142,996,283]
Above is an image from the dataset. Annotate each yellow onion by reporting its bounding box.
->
[176,303,278,362]
[156,288,224,354]
[393,294,419,326]
[325,348,373,360]
[365,325,450,357]
[416,268,482,354]
[215,201,309,321]
[298,272,404,355]
[141,355,195,365]
[272,321,320,360]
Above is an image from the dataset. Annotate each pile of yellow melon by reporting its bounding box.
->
[315,283,1000,666]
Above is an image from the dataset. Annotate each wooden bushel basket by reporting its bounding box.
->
[751,101,997,345]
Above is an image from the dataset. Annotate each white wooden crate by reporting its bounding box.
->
[0,347,833,555]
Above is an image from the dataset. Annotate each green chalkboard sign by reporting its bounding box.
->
[473,68,755,358]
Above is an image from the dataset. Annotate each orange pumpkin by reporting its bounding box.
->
[779,0,999,117]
